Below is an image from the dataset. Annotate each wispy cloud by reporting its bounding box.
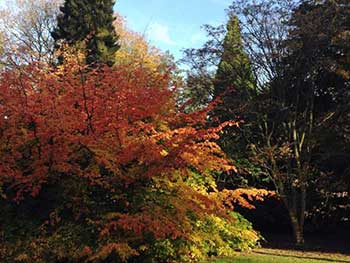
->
[148,22,177,46]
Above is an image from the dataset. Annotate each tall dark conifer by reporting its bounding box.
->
[211,15,257,188]
[213,15,255,122]
[52,0,119,66]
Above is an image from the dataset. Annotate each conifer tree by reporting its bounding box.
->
[52,0,119,66]
[212,15,257,188]
[213,15,255,121]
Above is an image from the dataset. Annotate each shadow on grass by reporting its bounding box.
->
[261,233,350,255]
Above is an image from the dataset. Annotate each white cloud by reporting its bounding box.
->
[148,22,176,46]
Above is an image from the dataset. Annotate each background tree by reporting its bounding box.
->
[0,31,4,68]
[213,15,255,104]
[181,0,298,109]
[228,0,299,88]
[181,0,350,245]
[180,24,226,112]
[52,0,119,66]
[212,15,260,189]
[0,0,62,67]
[246,0,350,244]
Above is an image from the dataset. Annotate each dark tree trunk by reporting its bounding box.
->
[281,184,306,245]
[289,209,305,245]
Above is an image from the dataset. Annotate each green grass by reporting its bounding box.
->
[204,252,350,263]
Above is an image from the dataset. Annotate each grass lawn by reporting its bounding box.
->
[203,249,350,263]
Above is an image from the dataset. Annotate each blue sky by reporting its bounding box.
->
[115,0,231,61]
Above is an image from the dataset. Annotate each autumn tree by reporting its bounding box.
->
[52,0,119,65]
[0,0,62,67]
[0,48,266,262]
[113,14,169,73]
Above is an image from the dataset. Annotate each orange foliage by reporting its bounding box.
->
[0,55,233,198]
[0,53,242,261]
[218,188,276,209]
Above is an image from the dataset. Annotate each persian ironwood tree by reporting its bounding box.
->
[0,51,263,262]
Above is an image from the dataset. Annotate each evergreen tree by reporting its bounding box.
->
[213,15,255,122]
[211,15,258,189]
[52,0,119,66]
[179,16,258,189]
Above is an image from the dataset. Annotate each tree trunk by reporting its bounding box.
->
[281,184,306,246]
[289,210,304,245]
